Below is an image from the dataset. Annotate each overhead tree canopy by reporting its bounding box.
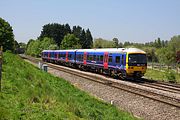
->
[0,17,15,51]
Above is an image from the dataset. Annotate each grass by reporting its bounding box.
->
[0,52,138,120]
[144,68,180,83]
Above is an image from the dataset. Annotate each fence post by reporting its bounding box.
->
[0,46,3,92]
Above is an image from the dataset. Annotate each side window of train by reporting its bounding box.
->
[96,55,99,61]
[116,56,120,63]
[93,55,96,61]
[109,56,112,63]
[76,54,79,60]
[68,54,72,59]
[90,55,93,61]
[100,55,103,62]
[121,55,124,65]
[87,55,89,60]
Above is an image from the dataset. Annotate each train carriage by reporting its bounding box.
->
[42,48,147,79]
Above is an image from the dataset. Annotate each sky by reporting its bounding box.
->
[0,0,180,43]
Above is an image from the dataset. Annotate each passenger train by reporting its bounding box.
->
[42,48,147,79]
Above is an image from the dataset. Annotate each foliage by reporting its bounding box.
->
[0,17,15,52]
[144,69,180,83]
[0,52,138,120]
[165,71,176,83]
[156,47,175,65]
[93,38,115,48]
[39,23,71,47]
[113,38,119,48]
[26,37,58,57]
[60,34,81,49]
[84,29,93,49]
[72,26,93,49]
[39,23,93,49]
[19,42,26,49]
[122,35,180,64]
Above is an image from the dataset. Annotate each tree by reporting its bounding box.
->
[93,38,114,48]
[39,23,71,47]
[157,37,161,48]
[72,26,82,39]
[61,34,81,49]
[19,42,27,49]
[113,38,119,48]
[84,29,93,49]
[123,41,132,47]
[79,29,86,47]
[26,37,58,57]
[0,17,15,51]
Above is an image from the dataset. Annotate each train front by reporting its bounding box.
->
[126,48,147,78]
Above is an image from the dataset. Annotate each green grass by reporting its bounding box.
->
[0,52,138,120]
[144,68,180,83]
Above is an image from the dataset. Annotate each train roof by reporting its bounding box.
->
[42,48,146,54]
[76,48,146,54]
[42,49,77,52]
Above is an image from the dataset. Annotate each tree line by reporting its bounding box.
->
[1,17,180,65]
[93,36,180,65]
[26,23,93,56]
[38,23,93,49]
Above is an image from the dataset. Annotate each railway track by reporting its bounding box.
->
[20,55,180,108]
[131,79,180,94]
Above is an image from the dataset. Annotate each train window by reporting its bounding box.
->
[93,55,96,61]
[62,54,65,58]
[96,55,99,61]
[109,56,112,63]
[116,56,120,63]
[87,55,89,60]
[100,55,103,62]
[89,55,93,61]
[81,55,83,61]
[78,54,81,61]
[121,55,124,65]
[68,54,72,58]
[77,54,79,60]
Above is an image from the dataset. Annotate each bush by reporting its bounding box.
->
[165,71,176,83]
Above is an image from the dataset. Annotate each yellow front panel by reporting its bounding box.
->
[126,52,147,76]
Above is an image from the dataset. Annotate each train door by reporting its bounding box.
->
[83,52,87,65]
[66,52,68,62]
[121,54,125,69]
[55,52,58,60]
[48,52,50,60]
[103,52,108,69]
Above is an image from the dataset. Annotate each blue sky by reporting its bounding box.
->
[0,0,180,43]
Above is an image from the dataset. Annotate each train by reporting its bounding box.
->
[42,48,147,79]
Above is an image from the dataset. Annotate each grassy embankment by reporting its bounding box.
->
[144,68,180,83]
[0,52,138,120]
